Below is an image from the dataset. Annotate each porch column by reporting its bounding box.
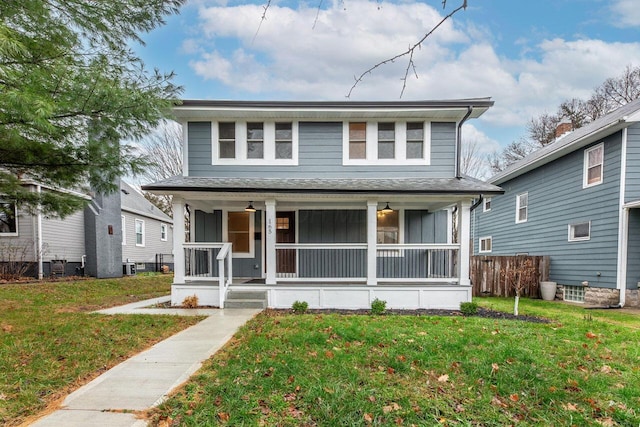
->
[367,201,378,286]
[457,200,471,286]
[172,197,185,284]
[265,199,277,285]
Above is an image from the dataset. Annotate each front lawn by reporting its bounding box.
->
[0,275,202,426]
[149,298,640,426]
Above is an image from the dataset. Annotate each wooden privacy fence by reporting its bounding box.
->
[470,255,550,298]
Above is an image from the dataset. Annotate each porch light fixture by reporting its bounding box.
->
[380,202,393,213]
[245,202,256,212]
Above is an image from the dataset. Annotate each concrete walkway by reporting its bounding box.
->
[31,299,261,426]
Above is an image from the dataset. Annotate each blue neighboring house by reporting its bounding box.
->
[474,99,640,308]
[143,99,503,309]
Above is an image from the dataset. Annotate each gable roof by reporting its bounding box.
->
[490,98,640,185]
[172,98,494,121]
[120,181,172,223]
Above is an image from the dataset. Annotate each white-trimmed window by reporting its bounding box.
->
[584,143,604,187]
[515,192,528,223]
[568,221,590,241]
[212,121,298,165]
[343,121,431,165]
[479,236,492,253]
[135,219,145,247]
[160,223,168,241]
[377,209,399,244]
[483,198,491,212]
[121,215,126,245]
[0,201,18,235]
[225,211,255,258]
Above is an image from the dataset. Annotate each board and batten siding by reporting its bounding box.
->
[41,210,85,262]
[475,134,622,289]
[186,121,456,178]
[121,212,173,266]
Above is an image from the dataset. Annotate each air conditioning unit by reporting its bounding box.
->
[123,262,136,276]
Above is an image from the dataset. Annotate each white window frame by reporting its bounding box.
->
[342,121,431,165]
[563,285,585,303]
[483,197,491,212]
[160,223,168,242]
[0,201,18,236]
[583,143,604,188]
[135,219,145,247]
[515,192,528,224]
[121,215,126,245]
[223,210,255,259]
[212,121,298,166]
[568,221,591,242]
[479,236,492,253]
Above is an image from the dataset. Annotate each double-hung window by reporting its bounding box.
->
[479,236,492,253]
[218,122,236,159]
[344,121,430,164]
[406,122,424,159]
[160,223,168,241]
[246,122,264,159]
[135,219,145,247]
[212,121,297,164]
[516,193,528,223]
[584,143,603,187]
[483,198,492,212]
[275,122,293,159]
[0,200,17,235]
[349,122,367,159]
[377,123,395,159]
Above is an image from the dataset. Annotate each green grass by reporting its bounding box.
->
[150,298,640,426]
[0,275,202,426]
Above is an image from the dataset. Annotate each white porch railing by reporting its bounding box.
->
[183,242,233,307]
[376,244,458,283]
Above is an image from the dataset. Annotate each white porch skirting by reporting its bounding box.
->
[172,283,471,310]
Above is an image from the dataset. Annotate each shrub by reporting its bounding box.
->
[370,298,387,315]
[460,301,478,316]
[291,300,309,314]
[182,294,199,308]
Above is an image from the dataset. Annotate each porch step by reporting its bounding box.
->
[224,290,267,309]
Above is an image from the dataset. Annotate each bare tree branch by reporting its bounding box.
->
[346,0,467,98]
[252,0,272,45]
[312,0,324,30]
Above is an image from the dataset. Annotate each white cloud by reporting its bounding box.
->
[610,0,640,27]
[185,0,640,139]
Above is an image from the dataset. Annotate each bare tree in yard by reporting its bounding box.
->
[460,137,491,180]
[491,65,640,173]
[138,120,183,216]
[500,258,537,316]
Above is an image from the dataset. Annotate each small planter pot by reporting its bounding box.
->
[540,281,557,301]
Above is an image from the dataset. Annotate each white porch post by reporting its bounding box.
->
[367,201,378,286]
[265,199,277,285]
[457,200,471,286]
[172,197,185,284]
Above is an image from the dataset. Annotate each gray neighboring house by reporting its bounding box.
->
[143,99,504,309]
[0,180,173,279]
[473,98,640,308]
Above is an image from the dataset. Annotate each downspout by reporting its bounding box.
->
[616,127,629,308]
[36,185,43,280]
[456,106,474,179]
[470,195,484,212]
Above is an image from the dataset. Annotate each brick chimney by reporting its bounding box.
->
[555,119,572,139]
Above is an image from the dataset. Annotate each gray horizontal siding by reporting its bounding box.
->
[625,123,640,203]
[122,213,173,265]
[0,208,36,261]
[475,134,622,289]
[42,211,85,261]
[187,121,455,178]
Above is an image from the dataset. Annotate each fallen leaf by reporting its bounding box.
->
[1,324,13,333]
[287,405,303,418]
[394,417,404,425]
[597,418,615,427]
[368,395,376,402]
[363,413,373,423]
[383,402,401,413]
[509,394,519,402]
[397,355,406,362]
[217,412,230,421]
[455,403,465,412]
[324,350,334,359]
[287,375,295,383]
[437,374,449,383]
[600,365,612,374]
[387,367,395,374]
[564,403,579,411]
[491,396,507,408]
[283,393,296,402]
[586,332,597,339]
[491,363,499,375]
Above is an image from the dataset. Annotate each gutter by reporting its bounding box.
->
[456,106,474,179]
[469,195,483,211]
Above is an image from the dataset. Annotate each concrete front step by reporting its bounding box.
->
[225,290,267,309]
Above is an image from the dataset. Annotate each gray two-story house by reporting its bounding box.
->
[144,99,503,309]
[474,99,640,308]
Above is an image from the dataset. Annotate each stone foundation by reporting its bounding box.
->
[553,285,640,307]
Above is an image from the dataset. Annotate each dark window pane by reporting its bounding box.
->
[275,123,292,141]
[247,122,264,140]
[573,223,590,238]
[219,140,235,158]
[0,202,17,234]
[378,141,394,159]
[276,141,292,159]
[378,122,395,141]
[219,122,235,139]
[406,122,423,141]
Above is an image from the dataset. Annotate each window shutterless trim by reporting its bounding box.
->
[515,192,528,224]
[479,236,492,253]
[483,197,491,212]
[583,143,604,188]
[568,221,591,242]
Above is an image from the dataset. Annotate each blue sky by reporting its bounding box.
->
[135,0,640,159]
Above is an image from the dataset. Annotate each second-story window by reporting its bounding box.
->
[275,122,293,159]
[349,122,367,159]
[406,122,424,159]
[584,143,603,187]
[377,123,395,159]
[218,122,236,159]
[516,192,528,223]
[247,122,264,159]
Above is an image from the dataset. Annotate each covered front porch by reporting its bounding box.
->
[170,194,473,309]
